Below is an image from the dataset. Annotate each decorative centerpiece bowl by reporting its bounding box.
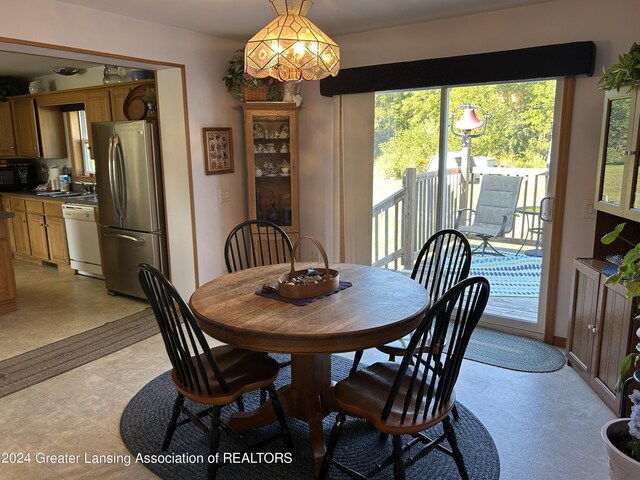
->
[278,236,339,299]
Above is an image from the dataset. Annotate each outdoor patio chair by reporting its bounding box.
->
[455,174,523,256]
[137,263,295,480]
[224,219,293,403]
[319,277,490,480]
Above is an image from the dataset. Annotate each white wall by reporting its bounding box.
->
[298,0,640,339]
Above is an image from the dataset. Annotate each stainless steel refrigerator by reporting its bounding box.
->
[92,120,167,299]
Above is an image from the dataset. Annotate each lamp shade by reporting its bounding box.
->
[454,108,484,131]
[245,0,340,82]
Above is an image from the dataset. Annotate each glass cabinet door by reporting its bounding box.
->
[243,103,299,237]
[253,114,293,227]
[598,93,631,207]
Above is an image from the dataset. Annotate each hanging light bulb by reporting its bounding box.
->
[244,0,340,82]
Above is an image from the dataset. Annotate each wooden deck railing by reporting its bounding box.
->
[372,166,548,269]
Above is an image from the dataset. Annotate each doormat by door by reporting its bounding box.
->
[0,308,158,398]
[469,253,542,297]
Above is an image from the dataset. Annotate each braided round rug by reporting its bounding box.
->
[120,355,500,479]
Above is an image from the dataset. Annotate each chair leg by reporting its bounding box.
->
[162,393,184,451]
[207,406,222,480]
[392,435,406,480]
[319,411,346,480]
[260,387,267,405]
[452,403,460,421]
[389,354,396,362]
[268,385,295,454]
[351,350,364,375]
[443,416,469,480]
[236,395,245,412]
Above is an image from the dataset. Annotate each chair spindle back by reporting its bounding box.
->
[224,220,293,273]
[137,263,229,395]
[381,277,490,424]
[412,229,471,302]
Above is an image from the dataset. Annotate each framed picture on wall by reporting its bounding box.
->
[203,127,234,175]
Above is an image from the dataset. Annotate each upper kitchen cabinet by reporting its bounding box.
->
[242,102,299,242]
[0,102,16,157]
[109,85,132,121]
[83,90,112,155]
[10,97,66,159]
[595,87,640,221]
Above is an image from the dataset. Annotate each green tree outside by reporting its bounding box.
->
[375,81,557,179]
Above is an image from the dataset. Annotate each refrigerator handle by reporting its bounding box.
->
[107,135,122,221]
[114,134,128,219]
[103,232,146,243]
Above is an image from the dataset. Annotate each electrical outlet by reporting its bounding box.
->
[218,186,231,203]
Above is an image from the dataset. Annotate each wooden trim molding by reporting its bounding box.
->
[543,76,575,345]
[553,336,567,348]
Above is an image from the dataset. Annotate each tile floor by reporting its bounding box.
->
[0,263,615,479]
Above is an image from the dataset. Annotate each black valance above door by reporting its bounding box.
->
[320,41,595,97]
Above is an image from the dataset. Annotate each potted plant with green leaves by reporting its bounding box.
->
[598,42,640,92]
[601,222,640,479]
[223,53,280,102]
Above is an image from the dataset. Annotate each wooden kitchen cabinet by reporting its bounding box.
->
[0,196,16,252]
[567,258,637,413]
[0,101,17,157]
[3,195,70,268]
[84,90,112,156]
[242,102,299,245]
[11,98,39,157]
[0,217,17,314]
[109,85,132,121]
[13,210,31,256]
[10,97,66,158]
[9,197,31,256]
[27,212,49,260]
[43,201,69,265]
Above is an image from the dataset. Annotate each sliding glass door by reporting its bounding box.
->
[373,80,559,335]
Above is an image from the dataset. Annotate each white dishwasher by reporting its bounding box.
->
[62,204,104,279]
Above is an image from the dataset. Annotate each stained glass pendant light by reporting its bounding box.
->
[244,0,340,82]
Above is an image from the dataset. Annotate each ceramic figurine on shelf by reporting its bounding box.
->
[253,123,264,139]
[279,123,289,138]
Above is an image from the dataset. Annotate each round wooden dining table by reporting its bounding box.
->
[189,263,430,477]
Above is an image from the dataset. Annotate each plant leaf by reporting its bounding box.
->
[601,223,626,244]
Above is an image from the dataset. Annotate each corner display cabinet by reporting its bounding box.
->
[242,102,299,245]
[594,86,640,221]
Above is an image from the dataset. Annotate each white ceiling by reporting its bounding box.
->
[59,0,552,41]
[1,0,552,78]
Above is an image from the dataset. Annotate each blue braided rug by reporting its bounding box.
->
[120,355,500,479]
[469,254,541,297]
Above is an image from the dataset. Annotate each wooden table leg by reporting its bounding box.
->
[228,353,336,478]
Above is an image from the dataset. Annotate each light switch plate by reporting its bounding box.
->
[218,186,231,203]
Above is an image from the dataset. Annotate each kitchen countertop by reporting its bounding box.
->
[0,191,98,206]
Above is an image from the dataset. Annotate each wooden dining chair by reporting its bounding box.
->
[319,276,490,480]
[137,263,295,480]
[351,229,471,373]
[224,219,292,273]
[224,219,294,403]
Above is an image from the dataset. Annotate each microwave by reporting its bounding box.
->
[0,165,37,191]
